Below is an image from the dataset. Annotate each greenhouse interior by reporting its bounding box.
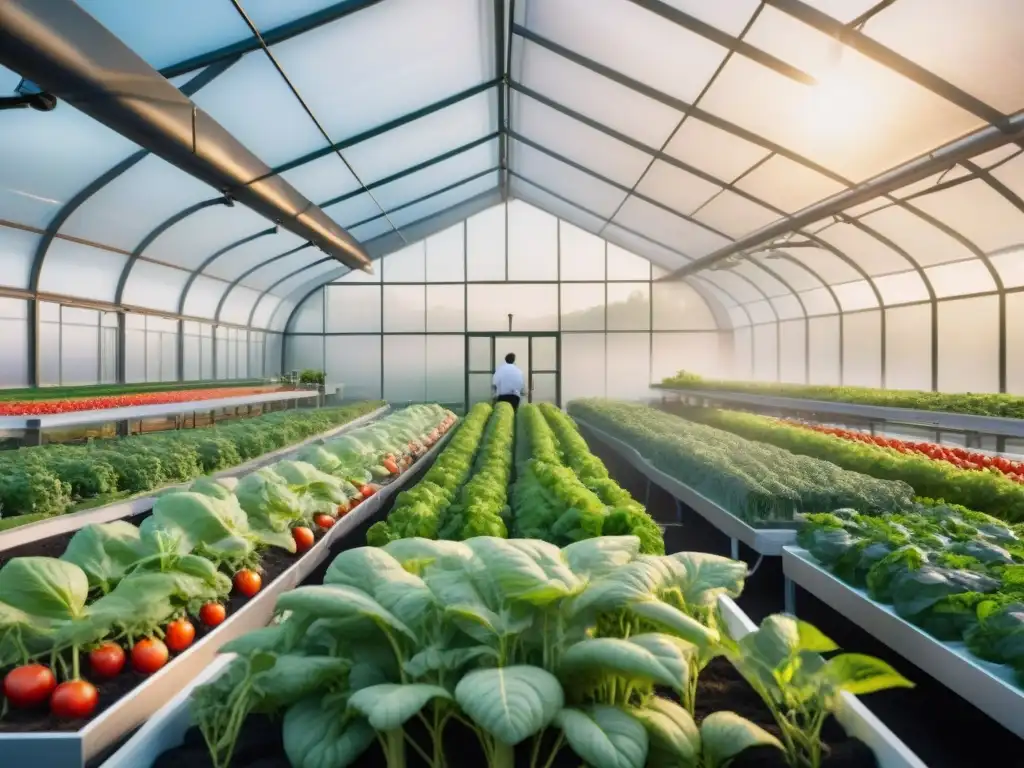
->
[1,0,1023,766]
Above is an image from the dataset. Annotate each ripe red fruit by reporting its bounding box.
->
[132,638,170,674]
[292,526,315,552]
[89,643,126,679]
[50,680,99,719]
[313,513,335,530]
[3,664,56,708]
[234,569,262,598]
[199,602,226,627]
[165,618,196,653]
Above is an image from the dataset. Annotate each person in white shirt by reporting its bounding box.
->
[492,353,525,410]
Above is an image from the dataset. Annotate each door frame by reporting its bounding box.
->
[464,332,561,409]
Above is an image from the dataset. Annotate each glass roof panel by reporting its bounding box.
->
[925,260,998,298]
[612,196,730,258]
[701,271,765,304]
[0,224,35,290]
[907,179,1024,254]
[278,154,362,206]
[743,300,776,324]
[525,0,729,104]
[390,172,498,230]
[369,140,497,211]
[601,225,689,272]
[733,155,845,213]
[865,0,1024,114]
[873,270,930,305]
[692,191,781,239]
[517,39,682,148]
[833,280,879,311]
[38,240,126,303]
[512,92,654,187]
[841,198,890,219]
[344,90,496,185]
[780,246,862,283]
[244,0,358,31]
[856,205,976,266]
[705,8,982,181]
[749,254,822,292]
[990,152,1024,201]
[799,287,838,316]
[771,294,804,320]
[324,194,386,229]
[510,179,607,235]
[219,286,263,325]
[182,274,227,318]
[795,0,879,23]
[251,294,283,330]
[727,305,750,326]
[272,260,342,299]
[242,251,324,291]
[145,203,269,270]
[690,274,739,308]
[122,260,190,312]
[205,232,307,282]
[730,262,791,298]
[510,140,628,218]
[663,117,771,183]
[889,167,972,199]
[974,146,1022,170]
[190,52,327,167]
[815,221,916,276]
[634,161,722,217]
[62,155,215,251]
[992,249,1024,288]
[268,0,490,142]
[77,0,251,70]
[655,0,761,36]
[350,219,394,243]
[0,78,137,229]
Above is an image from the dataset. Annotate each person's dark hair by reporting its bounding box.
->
[505,353,516,364]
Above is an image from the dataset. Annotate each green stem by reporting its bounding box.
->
[539,733,565,768]
[72,645,80,680]
[491,740,514,768]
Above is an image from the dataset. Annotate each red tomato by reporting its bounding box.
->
[199,602,226,627]
[360,485,375,499]
[132,638,169,675]
[313,513,335,530]
[292,526,315,552]
[50,680,99,719]
[165,618,196,653]
[382,458,400,475]
[234,569,262,597]
[89,643,126,679]
[3,664,56,708]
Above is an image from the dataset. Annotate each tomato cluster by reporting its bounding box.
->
[789,421,1024,482]
[0,386,281,416]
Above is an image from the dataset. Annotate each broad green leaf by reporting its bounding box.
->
[235,472,303,533]
[220,625,289,656]
[629,600,719,649]
[739,615,800,669]
[465,538,578,605]
[568,560,665,617]
[283,698,376,768]
[252,527,298,552]
[559,636,689,691]
[625,634,695,690]
[660,552,747,606]
[190,476,236,501]
[325,547,408,593]
[275,585,416,642]
[384,538,473,571]
[348,642,401,691]
[821,653,914,695]
[630,697,700,767]
[555,706,648,768]
[252,656,350,710]
[61,521,146,592]
[444,603,504,643]
[700,712,783,768]
[562,536,641,579]
[142,492,254,564]
[454,665,564,745]
[0,557,89,620]
[403,645,498,678]
[348,683,451,730]
[796,620,839,653]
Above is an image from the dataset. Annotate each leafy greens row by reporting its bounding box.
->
[566,399,915,523]
[684,407,1024,524]
[660,369,1024,419]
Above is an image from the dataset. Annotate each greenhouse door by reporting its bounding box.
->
[465,333,560,409]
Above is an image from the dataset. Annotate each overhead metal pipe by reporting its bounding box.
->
[0,0,372,272]
[663,113,1024,280]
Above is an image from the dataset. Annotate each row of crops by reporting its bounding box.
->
[181,402,912,768]
[567,399,1024,690]
[0,404,453,731]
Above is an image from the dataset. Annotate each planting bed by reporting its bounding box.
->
[0,405,457,767]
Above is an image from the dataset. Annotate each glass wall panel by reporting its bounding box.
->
[383,242,426,283]
[426,224,465,282]
[39,318,61,387]
[606,244,652,280]
[124,326,146,384]
[467,284,558,331]
[652,281,717,330]
[326,285,381,333]
[559,222,605,281]
[779,320,806,384]
[842,311,882,388]
[286,336,324,376]
[732,327,753,379]
[383,335,427,403]
[808,316,841,385]
[875,270,930,305]
[426,285,465,332]
[753,324,778,382]
[383,285,426,332]
[325,336,382,400]
[183,331,201,381]
[606,333,651,400]
[937,296,1000,394]
[833,280,879,311]
[0,225,35,290]
[925,260,997,298]
[1007,293,1024,395]
[651,332,722,381]
[562,333,605,402]
[291,288,325,333]
[606,283,650,330]
[426,336,464,405]
[770,294,804,321]
[560,283,605,331]
[507,200,558,281]
[265,333,283,378]
[885,304,932,391]
[60,308,100,385]
[466,205,506,281]
[39,240,126,303]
